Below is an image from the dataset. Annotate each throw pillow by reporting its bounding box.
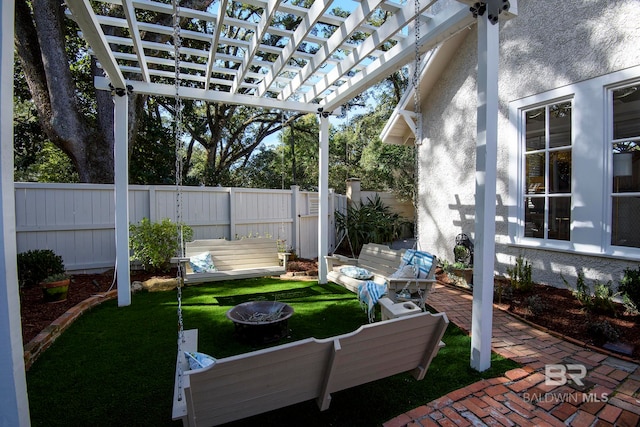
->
[185,351,216,370]
[340,266,374,280]
[189,252,217,273]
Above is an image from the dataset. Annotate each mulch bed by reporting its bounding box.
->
[438,271,640,360]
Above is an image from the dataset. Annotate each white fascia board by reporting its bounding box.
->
[95,76,319,113]
[380,28,470,145]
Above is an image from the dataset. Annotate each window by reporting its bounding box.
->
[610,84,640,248]
[509,67,640,258]
[523,101,572,241]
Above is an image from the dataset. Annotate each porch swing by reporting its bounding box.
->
[170,1,448,426]
[324,3,438,313]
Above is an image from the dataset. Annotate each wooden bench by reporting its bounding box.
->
[172,311,449,426]
[172,238,290,284]
[325,243,437,307]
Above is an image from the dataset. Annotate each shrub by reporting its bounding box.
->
[506,256,533,292]
[335,195,410,255]
[524,294,548,317]
[563,272,618,315]
[619,266,640,313]
[129,218,193,272]
[586,320,620,345]
[17,249,65,287]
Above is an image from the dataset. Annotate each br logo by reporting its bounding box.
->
[545,364,587,386]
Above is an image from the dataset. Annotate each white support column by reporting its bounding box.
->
[114,93,131,307]
[0,0,30,424]
[317,113,330,284]
[471,12,499,372]
[290,185,300,256]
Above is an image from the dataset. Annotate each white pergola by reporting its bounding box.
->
[0,0,516,424]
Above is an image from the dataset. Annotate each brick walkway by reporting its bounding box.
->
[384,283,640,427]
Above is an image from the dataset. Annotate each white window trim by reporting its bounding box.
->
[508,65,640,261]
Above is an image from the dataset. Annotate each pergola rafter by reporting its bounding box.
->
[65,0,476,113]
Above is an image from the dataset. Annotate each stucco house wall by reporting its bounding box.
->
[416,0,640,288]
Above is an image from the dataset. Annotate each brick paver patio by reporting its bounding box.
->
[384,283,640,427]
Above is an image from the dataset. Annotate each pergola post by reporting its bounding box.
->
[0,0,30,424]
[317,112,330,284]
[471,10,499,372]
[114,92,131,307]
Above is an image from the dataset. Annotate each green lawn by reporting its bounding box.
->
[26,278,519,426]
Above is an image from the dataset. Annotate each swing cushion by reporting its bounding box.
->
[185,351,216,370]
[401,250,434,279]
[340,266,373,280]
[189,252,217,273]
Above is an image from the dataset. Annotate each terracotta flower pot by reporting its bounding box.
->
[41,278,70,303]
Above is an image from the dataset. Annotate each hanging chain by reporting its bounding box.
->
[412,0,422,250]
[173,0,186,401]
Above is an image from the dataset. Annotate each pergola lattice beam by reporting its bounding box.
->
[65,0,127,89]
[278,0,385,102]
[231,0,282,93]
[95,76,318,113]
[303,0,442,106]
[204,0,228,91]
[321,2,472,110]
[256,0,333,97]
[122,0,150,82]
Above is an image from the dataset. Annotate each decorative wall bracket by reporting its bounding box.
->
[470,0,511,25]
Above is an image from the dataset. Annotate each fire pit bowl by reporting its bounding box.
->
[226,301,294,344]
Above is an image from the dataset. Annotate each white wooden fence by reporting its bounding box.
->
[14,183,348,272]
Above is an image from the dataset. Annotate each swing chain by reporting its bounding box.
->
[173,0,186,402]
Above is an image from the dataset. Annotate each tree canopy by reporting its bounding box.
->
[14,0,415,201]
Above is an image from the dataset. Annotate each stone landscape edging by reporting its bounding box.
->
[23,290,118,370]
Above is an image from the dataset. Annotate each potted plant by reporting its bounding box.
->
[40,273,71,303]
[450,261,473,286]
[451,244,473,286]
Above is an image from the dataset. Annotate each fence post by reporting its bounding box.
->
[148,186,157,222]
[229,188,236,240]
[290,185,300,256]
[328,188,335,253]
[346,178,361,207]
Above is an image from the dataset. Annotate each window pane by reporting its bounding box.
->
[549,102,572,148]
[525,108,545,151]
[612,196,640,248]
[612,142,640,193]
[549,150,571,193]
[524,197,544,238]
[526,152,545,194]
[613,85,640,140]
[547,197,570,241]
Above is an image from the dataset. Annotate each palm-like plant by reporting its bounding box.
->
[335,195,410,255]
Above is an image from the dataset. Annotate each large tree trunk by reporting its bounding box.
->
[14,1,148,183]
